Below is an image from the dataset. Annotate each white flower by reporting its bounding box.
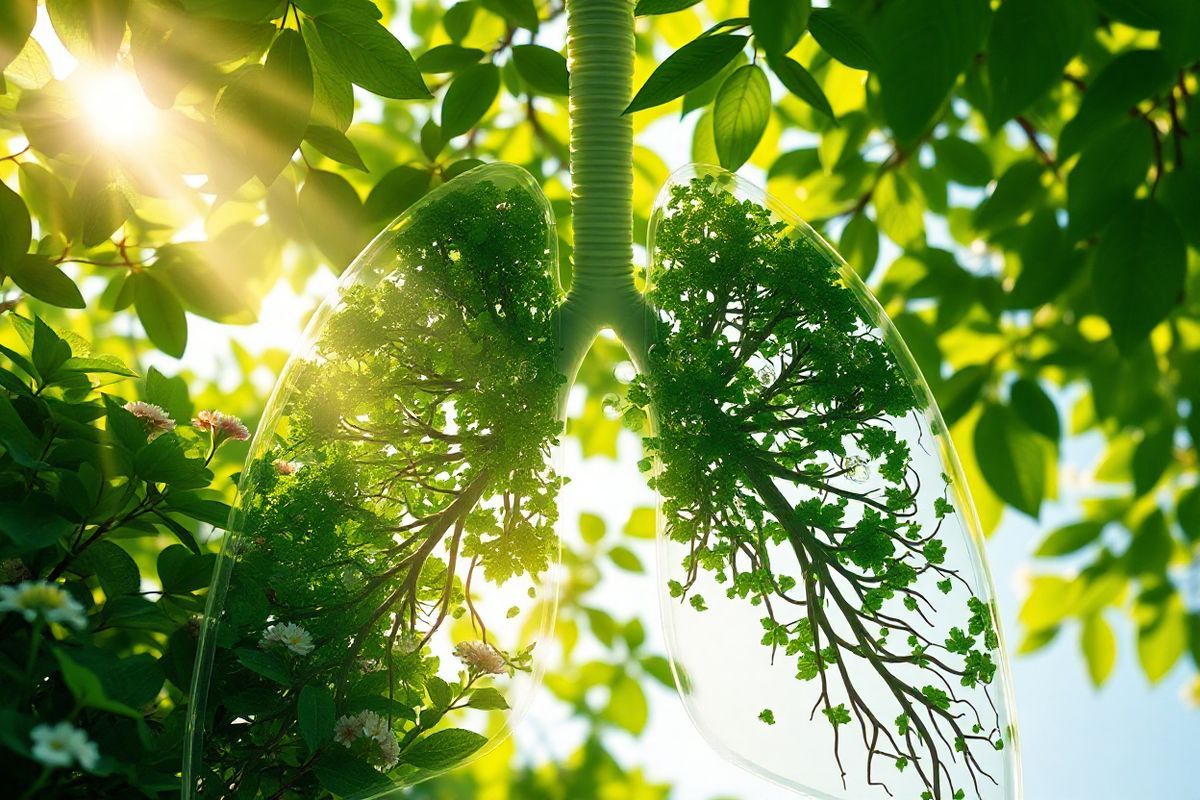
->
[375,730,400,770]
[358,710,390,742]
[333,713,363,747]
[0,581,87,630]
[123,401,176,440]
[453,640,506,675]
[259,622,314,656]
[30,722,99,770]
[192,410,250,442]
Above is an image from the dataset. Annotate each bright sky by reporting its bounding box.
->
[27,6,1198,798]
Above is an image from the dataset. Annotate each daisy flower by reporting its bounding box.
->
[260,622,314,656]
[0,581,87,630]
[123,401,176,440]
[30,722,99,770]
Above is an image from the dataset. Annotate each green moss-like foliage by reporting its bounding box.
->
[199,178,563,797]
[635,177,1004,800]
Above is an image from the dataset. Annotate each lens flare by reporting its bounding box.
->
[76,69,159,148]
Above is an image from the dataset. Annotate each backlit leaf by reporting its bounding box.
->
[713,64,771,170]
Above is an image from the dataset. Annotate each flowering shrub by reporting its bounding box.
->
[0,314,243,797]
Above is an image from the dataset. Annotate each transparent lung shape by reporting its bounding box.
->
[641,165,1020,800]
[184,164,564,799]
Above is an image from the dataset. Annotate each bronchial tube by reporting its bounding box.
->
[566,0,636,293]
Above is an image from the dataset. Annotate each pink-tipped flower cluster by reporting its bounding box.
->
[192,410,250,442]
[123,401,176,440]
[453,640,507,675]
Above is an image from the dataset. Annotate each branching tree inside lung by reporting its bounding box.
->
[637,177,1007,800]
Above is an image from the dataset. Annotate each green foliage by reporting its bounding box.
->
[0,314,236,797]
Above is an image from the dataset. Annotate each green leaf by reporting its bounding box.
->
[608,545,643,573]
[133,273,188,358]
[1067,121,1152,240]
[417,43,485,74]
[1137,593,1186,683]
[314,754,392,797]
[974,402,1048,517]
[55,651,142,718]
[626,34,748,114]
[511,44,569,96]
[236,647,291,685]
[808,7,877,71]
[74,540,140,597]
[870,0,991,144]
[314,10,430,100]
[73,157,132,246]
[298,684,336,754]
[1059,49,1176,157]
[301,17,353,132]
[750,0,810,59]
[304,125,367,171]
[144,365,192,423]
[713,64,770,170]
[443,3,475,42]
[931,137,992,187]
[0,178,31,269]
[158,544,217,594]
[1092,199,1186,354]
[601,675,648,734]
[441,63,500,138]
[986,0,1087,124]
[466,687,509,710]
[972,160,1043,232]
[402,728,487,770]
[5,254,85,309]
[579,511,605,544]
[299,168,366,270]
[873,170,924,247]
[839,212,878,278]
[634,0,702,15]
[1127,509,1173,577]
[768,56,834,121]
[1081,614,1117,687]
[1177,485,1200,544]
[1010,377,1059,442]
[623,507,656,539]
[47,0,130,65]
[1132,425,1174,496]
[135,434,207,487]
[481,0,539,30]
[364,165,431,225]
[1035,521,1104,557]
[0,0,36,73]
[254,28,314,185]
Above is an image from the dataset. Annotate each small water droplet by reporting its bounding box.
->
[846,458,870,483]
[614,361,637,384]
[601,393,622,419]
[624,407,646,431]
[757,365,776,386]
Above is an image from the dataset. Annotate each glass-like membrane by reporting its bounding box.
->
[638,166,1020,800]
[185,165,564,799]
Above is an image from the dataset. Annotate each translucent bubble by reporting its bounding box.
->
[614,360,638,384]
[601,393,623,419]
[757,364,776,386]
[623,407,646,431]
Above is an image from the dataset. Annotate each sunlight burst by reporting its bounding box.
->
[76,69,159,148]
